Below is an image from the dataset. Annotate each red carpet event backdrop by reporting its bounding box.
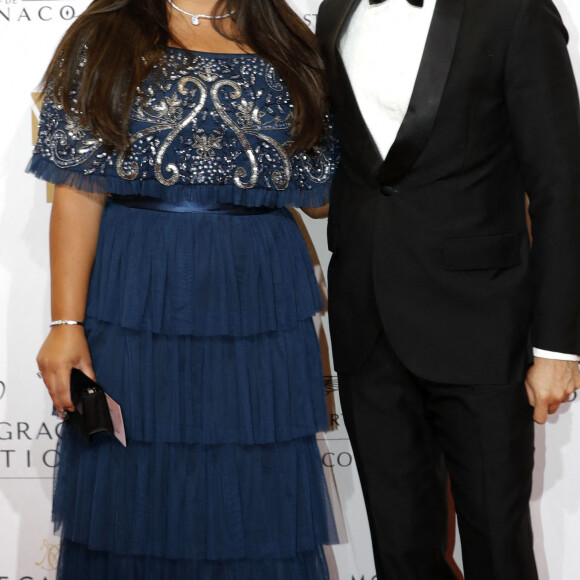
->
[1,1,580,578]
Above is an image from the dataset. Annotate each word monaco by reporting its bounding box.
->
[0,0,76,23]
[1,3,317,25]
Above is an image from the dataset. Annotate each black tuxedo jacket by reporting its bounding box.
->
[317,0,580,384]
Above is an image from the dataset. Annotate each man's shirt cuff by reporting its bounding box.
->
[533,348,580,361]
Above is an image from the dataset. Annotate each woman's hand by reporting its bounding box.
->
[37,325,96,415]
[301,203,329,219]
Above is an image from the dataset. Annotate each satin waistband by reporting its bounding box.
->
[109,195,276,215]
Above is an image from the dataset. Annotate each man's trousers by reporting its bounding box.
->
[338,330,538,580]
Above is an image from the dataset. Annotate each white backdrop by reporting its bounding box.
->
[0,1,579,578]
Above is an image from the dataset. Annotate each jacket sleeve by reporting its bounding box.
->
[504,0,580,354]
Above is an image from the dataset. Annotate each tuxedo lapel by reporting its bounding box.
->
[319,0,385,175]
[378,0,466,184]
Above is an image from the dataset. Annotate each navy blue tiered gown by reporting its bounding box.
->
[27,47,338,579]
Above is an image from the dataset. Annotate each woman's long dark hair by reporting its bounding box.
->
[41,0,327,153]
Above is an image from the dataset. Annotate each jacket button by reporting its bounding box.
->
[381,185,398,197]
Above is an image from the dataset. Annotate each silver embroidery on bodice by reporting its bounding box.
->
[33,48,336,194]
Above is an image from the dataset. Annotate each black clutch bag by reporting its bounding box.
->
[67,368,115,441]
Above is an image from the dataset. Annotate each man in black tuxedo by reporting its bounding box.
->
[317,0,580,577]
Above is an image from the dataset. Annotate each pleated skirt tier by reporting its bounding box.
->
[53,201,337,579]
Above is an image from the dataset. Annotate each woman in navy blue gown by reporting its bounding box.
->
[29,0,338,577]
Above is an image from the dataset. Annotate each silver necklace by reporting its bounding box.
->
[167,0,236,26]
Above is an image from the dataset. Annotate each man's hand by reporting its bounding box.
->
[525,357,580,424]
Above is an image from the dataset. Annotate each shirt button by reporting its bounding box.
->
[381,185,398,197]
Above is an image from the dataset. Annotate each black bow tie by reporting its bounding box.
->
[369,0,424,6]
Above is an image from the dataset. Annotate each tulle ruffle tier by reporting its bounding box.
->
[54,429,337,560]
[85,201,323,336]
[85,317,329,444]
[26,156,330,208]
[57,540,330,580]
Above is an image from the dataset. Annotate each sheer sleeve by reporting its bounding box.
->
[288,116,340,207]
[26,90,112,194]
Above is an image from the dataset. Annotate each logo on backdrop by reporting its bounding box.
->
[0,381,5,400]
[324,375,339,396]
[324,375,342,430]
[35,539,59,572]
[321,375,355,468]
[0,0,80,24]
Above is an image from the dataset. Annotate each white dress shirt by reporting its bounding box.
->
[339,0,578,362]
[340,0,437,159]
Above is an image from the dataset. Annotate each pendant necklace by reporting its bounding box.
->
[167,0,236,26]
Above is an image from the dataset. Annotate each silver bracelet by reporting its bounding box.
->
[49,320,85,327]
